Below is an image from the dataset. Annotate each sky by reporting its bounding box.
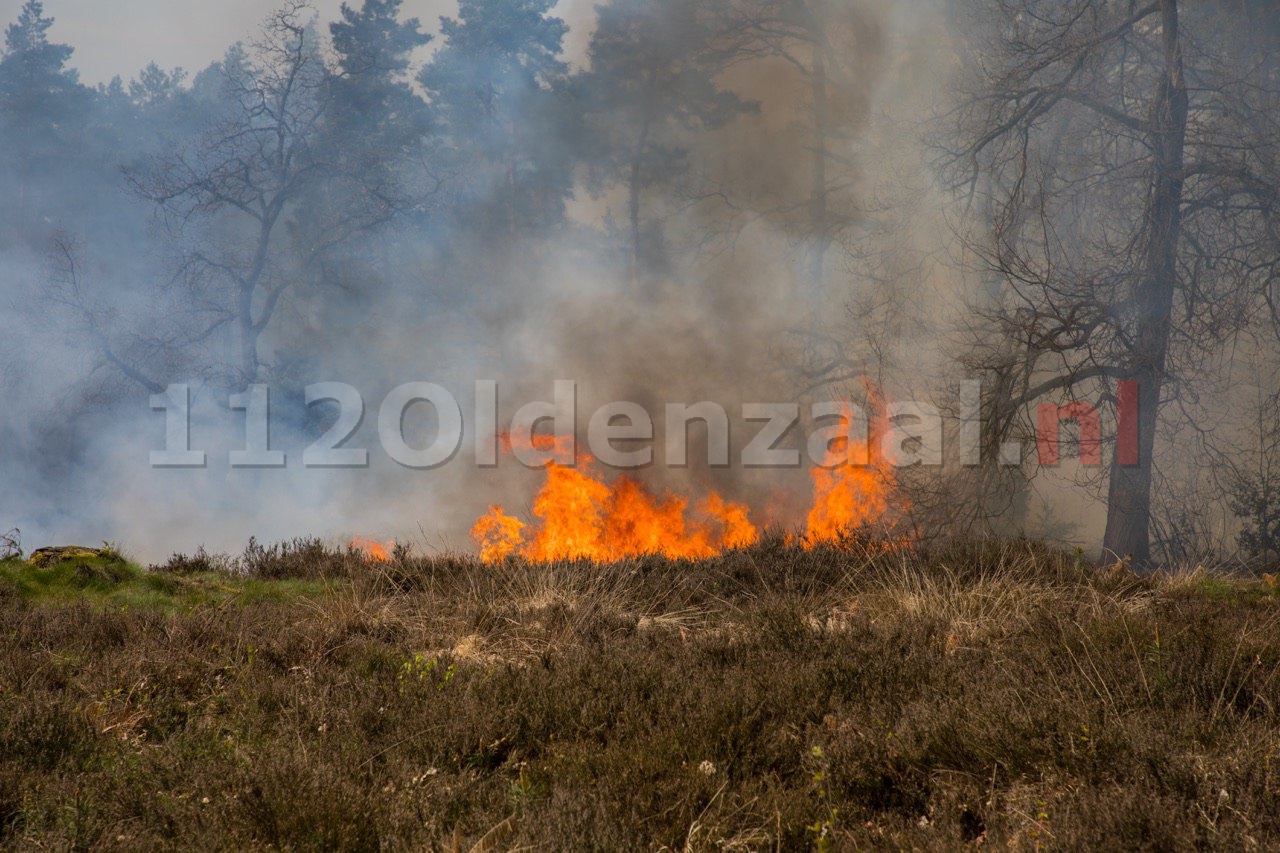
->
[7,0,594,85]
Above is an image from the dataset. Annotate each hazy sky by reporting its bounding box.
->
[10,0,593,85]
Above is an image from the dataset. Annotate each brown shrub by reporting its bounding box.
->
[2,537,1279,849]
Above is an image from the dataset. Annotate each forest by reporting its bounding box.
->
[1,0,1279,567]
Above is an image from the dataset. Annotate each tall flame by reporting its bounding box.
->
[471,396,897,563]
[802,434,891,547]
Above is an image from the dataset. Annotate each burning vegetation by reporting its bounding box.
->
[470,423,897,563]
[350,536,393,562]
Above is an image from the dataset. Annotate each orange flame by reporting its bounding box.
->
[500,431,577,460]
[802,397,897,547]
[470,447,757,563]
[802,435,891,546]
[472,396,897,564]
[351,536,392,561]
[472,507,525,562]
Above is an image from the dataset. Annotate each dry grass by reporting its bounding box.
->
[1,536,1279,849]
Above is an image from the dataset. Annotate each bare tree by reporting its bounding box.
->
[128,2,399,391]
[44,232,248,397]
[944,0,1280,563]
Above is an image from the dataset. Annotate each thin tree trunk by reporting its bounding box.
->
[628,117,651,291]
[807,40,831,304]
[236,222,275,391]
[508,117,519,242]
[1102,0,1187,565]
[238,282,259,391]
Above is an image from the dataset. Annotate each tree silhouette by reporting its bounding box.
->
[418,0,572,241]
[0,0,88,234]
[946,0,1280,563]
[578,0,755,289]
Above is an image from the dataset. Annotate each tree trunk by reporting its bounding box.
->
[1102,0,1187,566]
[238,283,260,392]
[807,39,831,305]
[628,117,651,291]
[508,117,520,243]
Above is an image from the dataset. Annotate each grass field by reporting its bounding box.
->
[2,537,1279,850]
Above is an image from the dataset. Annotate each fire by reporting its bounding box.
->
[472,507,524,562]
[802,434,891,547]
[471,398,898,563]
[706,493,759,549]
[471,453,757,563]
[802,396,898,547]
[350,536,392,561]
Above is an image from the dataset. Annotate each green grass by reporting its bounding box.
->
[1172,569,1279,604]
[2,537,1279,850]
[0,555,331,611]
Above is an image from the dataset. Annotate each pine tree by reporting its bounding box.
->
[418,0,572,240]
[129,62,187,108]
[0,0,89,233]
[579,0,755,287]
[327,0,431,163]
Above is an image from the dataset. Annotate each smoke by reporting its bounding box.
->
[8,0,1222,561]
[0,0,924,560]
